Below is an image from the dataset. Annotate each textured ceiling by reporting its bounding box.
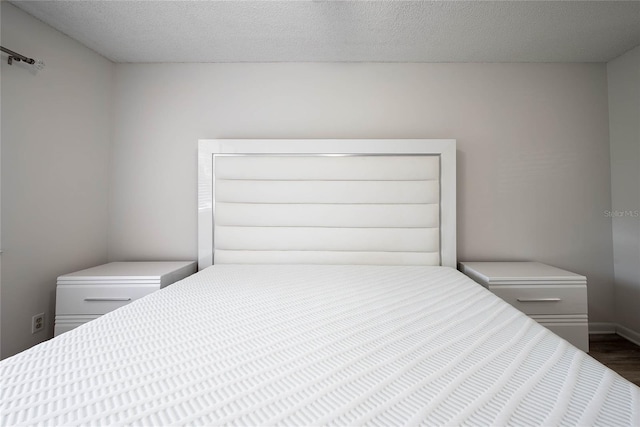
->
[9,0,640,63]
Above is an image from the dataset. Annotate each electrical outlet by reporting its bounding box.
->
[32,313,45,334]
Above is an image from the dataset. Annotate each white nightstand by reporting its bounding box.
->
[54,261,197,336]
[459,261,589,352]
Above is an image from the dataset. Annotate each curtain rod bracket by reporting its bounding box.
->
[1,46,44,70]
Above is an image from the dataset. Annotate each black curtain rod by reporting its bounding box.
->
[1,46,36,65]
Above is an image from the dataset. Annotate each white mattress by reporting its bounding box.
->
[1,265,638,426]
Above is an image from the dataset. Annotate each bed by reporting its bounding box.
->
[1,139,638,426]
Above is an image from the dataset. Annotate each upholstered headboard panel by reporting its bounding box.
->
[198,140,456,269]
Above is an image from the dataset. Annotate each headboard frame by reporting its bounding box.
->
[198,139,456,270]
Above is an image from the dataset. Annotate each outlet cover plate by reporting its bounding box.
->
[32,313,45,334]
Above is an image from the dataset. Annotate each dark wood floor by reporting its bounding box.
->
[589,334,640,386]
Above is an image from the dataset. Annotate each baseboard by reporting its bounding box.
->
[588,322,640,346]
[589,322,616,334]
[615,324,640,346]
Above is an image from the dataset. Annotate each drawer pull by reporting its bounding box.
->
[517,298,561,302]
[84,297,132,302]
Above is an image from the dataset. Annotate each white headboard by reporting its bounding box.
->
[198,139,456,270]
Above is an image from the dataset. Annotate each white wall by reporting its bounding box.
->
[1,3,113,358]
[110,62,615,324]
[607,46,640,338]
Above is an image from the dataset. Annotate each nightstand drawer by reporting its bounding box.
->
[491,285,587,315]
[56,284,157,315]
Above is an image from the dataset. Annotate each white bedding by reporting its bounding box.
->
[1,265,638,426]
